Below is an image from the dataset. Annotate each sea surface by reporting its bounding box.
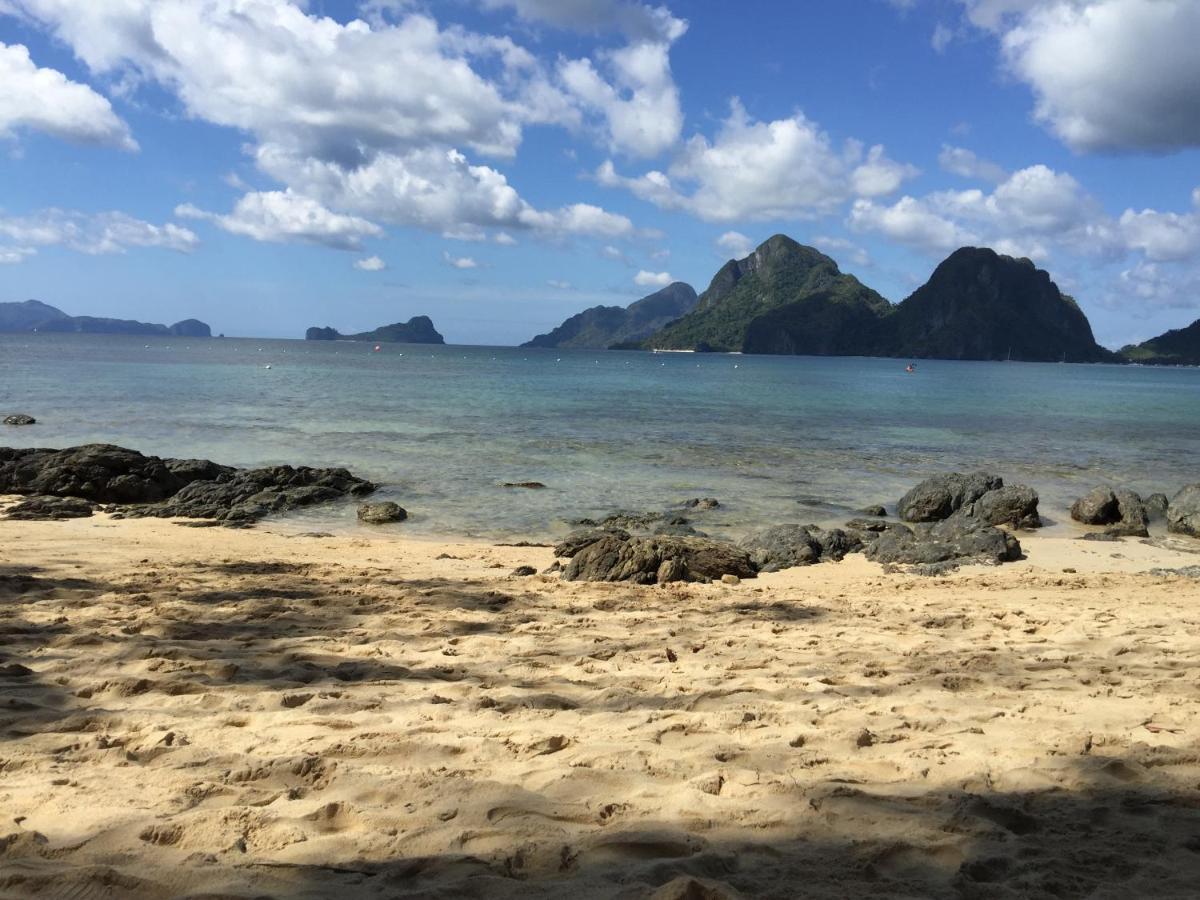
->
[3,333,1199,540]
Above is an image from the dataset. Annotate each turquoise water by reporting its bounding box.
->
[2,333,1199,539]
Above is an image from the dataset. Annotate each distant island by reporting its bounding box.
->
[0,300,212,337]
[305,315,444,344]
[524,235,1131,364]
[1121,319,1200,366]
[522,282,698,350]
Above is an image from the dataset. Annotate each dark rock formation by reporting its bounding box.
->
[5,495,94,520]
[1167,484,1200,538]
[3,414,35,426]
[554,527,631,559]
[0,299,211,337]
[883,248,1115,362]
[1120,317,1200,366]
[1071,487,1119,524]
[897,472,1004,522]
[357,501,407,524]
[502,482,546,489]
[561,534,756,584]
[860,505,887,517]
[0,444,374,525]
[304,316,444,344]
[1070,487,1149,537]
[967,485,1041,529]
[739,524,862,572]
[683,498,720,510]
[1146,493,1170,521]
[864,517,1022,572]
[522,282,698,349]
[645,235,891,353]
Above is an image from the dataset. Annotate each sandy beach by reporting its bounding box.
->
[2,508,1200,899]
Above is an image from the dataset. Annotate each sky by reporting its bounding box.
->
[1,0,1199,347]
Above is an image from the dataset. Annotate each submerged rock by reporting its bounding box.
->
[864,516,1021,572]
[357,501,407,524]
[897,472,1003,522]
[3,414,35,426]
[562,535,756,585]
[5,495,94,520]
[683,497,721,510]
[1167,484,1200,538]
[859,505,887,517]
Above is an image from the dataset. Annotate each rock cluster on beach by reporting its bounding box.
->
[0,444,375,524]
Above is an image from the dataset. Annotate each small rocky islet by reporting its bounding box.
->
[4,444,1200,582]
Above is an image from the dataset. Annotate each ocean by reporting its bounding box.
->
[3,333,1198,539]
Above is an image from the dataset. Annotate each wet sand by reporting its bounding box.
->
[2,509,1199,898]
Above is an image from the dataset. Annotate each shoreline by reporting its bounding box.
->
[2,511,1199,897]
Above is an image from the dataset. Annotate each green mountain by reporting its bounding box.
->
[522,282,698,349]
[305,315,444,344]
[0,299,211,337]
[644,235,892,353]
[885,247,1115,363]
[1119,318,1200,366]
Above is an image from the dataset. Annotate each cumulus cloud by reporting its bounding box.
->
[715,230,754,258]
[479,0,686,41]
[953,0,1200,153]
[0,208,197,256]
[931,23,956,52]
[811,235,871,267]
[176,191,382,251]
[938,144,1008,183]
[1119,207,1200,263]
[0,246,36,264]
[547,278,572,290]
[597,101,916,222]
[355,255,386,271]
[0,42,135,150]
[634,269,672,287]
[443,251,479,269]
[849,196,975,253]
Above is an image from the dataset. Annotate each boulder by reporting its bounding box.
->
[967,485,1041,529]
[844,517,908,535]
[859,505,887,517]
[357,501,407,525]
[3,414,35,426]
[562,535,756,585]
[897,472,1003,522]
[683,498,720,510]
[864,516,1021,572]
[5,495,94,520]
[1167,484,1200,538]
[740,524,863,572]
[554,528,630,558]
[1111,489,1149,537]
[1070,487,1118,525]
[1145,493,1170,521]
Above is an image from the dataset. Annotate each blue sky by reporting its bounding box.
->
[2,0,1199,347]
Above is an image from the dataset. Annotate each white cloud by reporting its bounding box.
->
[355,255,386,271]
[443,250,479,269]
[0,246,36,264]
[547,278,572,290]
[938,144,1008,183]
[931,22,955,52]
[0,208,197,256]
[0,41,135,150]
[994,0,1200,152]
[176,191,381,251]
[715,230,754,258]
[634,269,671,287]
[1115,260,1200,309]
[494,231,517,245]
[479,0,687,41]
[811,235,871,267]
[849,196,975,253]
[1119,207,1200,263]
[850,143,920,198]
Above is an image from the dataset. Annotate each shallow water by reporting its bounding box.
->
[3,333,1198,539]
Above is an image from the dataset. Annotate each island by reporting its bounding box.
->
[522,282,698,350]
[0,299,212,337]
[304,315,445,344]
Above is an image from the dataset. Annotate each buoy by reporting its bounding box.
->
[264,364,272,369]
[374,345,381,352]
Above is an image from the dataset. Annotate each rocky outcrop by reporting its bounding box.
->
[897,472,1004,522]
[739,524,861,572]
[1146,493,1170,521]
[967,484,1041,529]
[864,517,1022,573]
[357,501,407,524]
[304,316,444,344]
[523,282,698,349]
[1070,487,1149,537]
[0,299,211,337]
[561,534,756,584]
[0,444,374,525]
[3,414,35,426]
[5,495,94,520]
[1167,485,1200,538]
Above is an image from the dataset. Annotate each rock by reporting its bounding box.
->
[5,495,94,520]
[864,516,1021,572]
[897,472,1003,522]
[562,535,756,585]
[554,527,630,558]
[3,414,35,426]
[859,504,887,517]
[1070,487,1119,524]
[511,565,538,577]
[968,485,1041,529]
[1080,531,1122,542]
[1167,484,1200,538]
[653,516,704,537]
[501,481,545,489]
[357,501,407,524]
[721,574,740,585]
[1145,493,1170,521]
[1113,489,1149,535]
[649,876,742,900]
[844,517,908,535]
[741,524,864,572]
[0,443,375,525]
[684,497,720,510]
